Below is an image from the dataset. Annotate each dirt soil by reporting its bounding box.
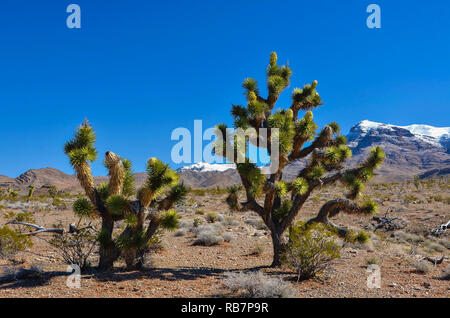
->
[0,180,449,298]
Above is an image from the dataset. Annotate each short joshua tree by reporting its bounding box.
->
[215,52,385,266]
[65,120,187,269]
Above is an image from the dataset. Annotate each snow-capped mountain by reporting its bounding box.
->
[348,120,450,150]
[177,120,450,186]
[177,162,236,173]
[345,120,450,180]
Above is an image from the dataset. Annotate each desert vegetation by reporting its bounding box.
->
[0,56,448,298]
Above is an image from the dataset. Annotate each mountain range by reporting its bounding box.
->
[1,120,449,193]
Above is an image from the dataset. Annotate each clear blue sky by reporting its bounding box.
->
[1,0,449,177]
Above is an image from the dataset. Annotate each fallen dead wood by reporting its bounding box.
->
[430,220,450,237]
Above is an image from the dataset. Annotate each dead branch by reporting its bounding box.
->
[430,220,450,237]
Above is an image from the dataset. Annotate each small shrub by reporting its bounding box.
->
[194,232,223,246]
[223,271,295,298]
[282,222,341,281]
[223,233,234,242]
[366,256,378,265]
[0,226,33,260]
[193,224,224,246]
[174,228,187,237]
[205,211,219,223]
[195,209,205,215]
[222,216,239,227]
[245,218,268,230]
[193,217,203,228]
[49,228,97,271]
[440,266,450,280]
[412,260,432,274]
[251,245,265,256]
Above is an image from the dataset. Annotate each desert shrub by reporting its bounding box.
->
[223,233,234,242]
[222,216,239,227]
[251,244,265,256]
[193,224,224,246]
[412,260,432,274]
[194,232,223,246]
[403,194,418,203]
[223,271,295,298]
[205,211,219,223]
[49,228,97,271]
[440,266,450,280]
[366,256,378,265]
[245,218,268,230]
[424,242,445,253]
[52,198,67,209]
[0,226,33,260]
[438,238,450,249]
[193,217,203,228]
[282,222,341,281]
[345,230,370,245]
[48,186,58,198]
[195,209,205,215]
[174,228,187,237]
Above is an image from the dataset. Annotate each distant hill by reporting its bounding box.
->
[1,120,449,192]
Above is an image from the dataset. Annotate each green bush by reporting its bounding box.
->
[0,226,33,260]
[282,222,341,281]
[205,211,219,223]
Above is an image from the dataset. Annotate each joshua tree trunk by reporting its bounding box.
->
[270,228,284,267]
[98,217,118,270]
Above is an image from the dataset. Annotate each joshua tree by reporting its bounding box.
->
[48,185,58,198]
[27,186,35,199]
[64,120,188,269]
[216,52,385,266]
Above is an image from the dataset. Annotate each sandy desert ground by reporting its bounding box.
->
[0,179,449,298]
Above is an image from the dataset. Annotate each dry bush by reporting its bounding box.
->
[223,271,295,298]
[49,228,97,271]
[412,260,432,274]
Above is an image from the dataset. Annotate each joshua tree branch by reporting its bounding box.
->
[5,220,65,236]
[305,199,364,236]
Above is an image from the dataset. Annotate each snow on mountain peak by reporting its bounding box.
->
[177,162,236,172]
[355,120,450,140]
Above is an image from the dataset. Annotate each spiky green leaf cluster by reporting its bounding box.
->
[105,195,129,215]
[160,209,180,231]
[295,111,318,140]
[291,80,322,110]
[237,161,265,197]
[275,181,288,197]
[115,230,147,249]
[291,177,309,195]
[121,159,135,198]
[273,200,292,221]
[166,184,189,206]
[361,200,378,216]
[73,198,95,218]
[266,52,292,96]
[363,146,385,170]
[307,165,325,180]
[64,121,97,167]
[267,110,295,154]
[145,157,178,195]
[97,182,110,202]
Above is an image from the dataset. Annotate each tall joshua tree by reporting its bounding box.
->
[65,120,187,269]
[216,52,385,266]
